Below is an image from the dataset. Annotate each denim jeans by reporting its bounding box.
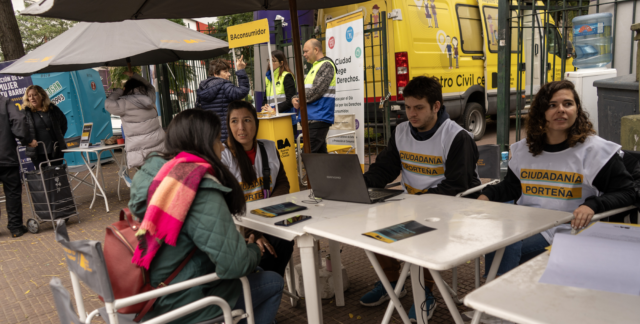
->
[234,270,284,324]
[484,233,549,276]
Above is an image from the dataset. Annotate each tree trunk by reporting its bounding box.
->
[0,0,25,60]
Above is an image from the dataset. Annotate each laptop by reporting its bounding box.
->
[302,153,403,204]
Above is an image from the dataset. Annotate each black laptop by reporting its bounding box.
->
[301,153,403,204]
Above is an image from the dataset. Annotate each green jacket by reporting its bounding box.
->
[129,155,261,323]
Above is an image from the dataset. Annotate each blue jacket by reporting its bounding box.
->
[196,70,250,142]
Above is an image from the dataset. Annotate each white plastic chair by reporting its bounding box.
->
[52,219,254,324]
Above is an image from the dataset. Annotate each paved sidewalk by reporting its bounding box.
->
[0,153,485,324]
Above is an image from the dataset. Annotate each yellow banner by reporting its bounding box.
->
[401,162,445,177]
[522,184,582,200]
[399,151,444,166]
[520,169,583,185]
[227,19,270,48]
[404,183,429,195]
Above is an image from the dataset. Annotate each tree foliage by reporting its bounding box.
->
[209,13,256,83]
[15,14,75,54]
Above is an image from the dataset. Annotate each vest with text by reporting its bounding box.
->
[509,135,620,213]
[265,70,296,125]
[221,139,281,202]
[395,119,472,194]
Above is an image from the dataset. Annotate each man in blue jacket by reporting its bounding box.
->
[196,56,250,142]
[292,39,336,153]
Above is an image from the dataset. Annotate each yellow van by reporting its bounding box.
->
[321,0,573,140]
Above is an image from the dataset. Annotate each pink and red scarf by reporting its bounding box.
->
[132,152,213,269]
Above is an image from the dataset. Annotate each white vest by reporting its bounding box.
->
[221,139,281,202]
[509,136,621,243]
[395,119,472,194]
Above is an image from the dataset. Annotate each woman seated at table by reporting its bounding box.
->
[129,109,282,324]
[221,100,294,277]
[479,80,636,275]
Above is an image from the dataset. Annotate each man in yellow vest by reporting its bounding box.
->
[292,39,336,153]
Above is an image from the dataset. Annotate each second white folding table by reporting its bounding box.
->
[303,194,574,324]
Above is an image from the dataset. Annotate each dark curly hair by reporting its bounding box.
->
[525,80,595,156]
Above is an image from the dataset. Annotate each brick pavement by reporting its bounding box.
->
[0,152,488,324]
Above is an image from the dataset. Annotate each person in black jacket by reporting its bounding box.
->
[261,50,297,140]
[0,94,35,237]
[196,56,250,143]
[22,85,68,169]
[479,80,636,276]
[359,76,481,321]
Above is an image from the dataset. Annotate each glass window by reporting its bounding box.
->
[483,6,499,53]
[546,23,567,58]
[456,5,483,54]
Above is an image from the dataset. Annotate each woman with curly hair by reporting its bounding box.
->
[478,80,636,275]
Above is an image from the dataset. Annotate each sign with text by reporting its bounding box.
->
[326,11,365,167]
[227,19,270,49]
[0,61,34,111]
[79,123,93,148]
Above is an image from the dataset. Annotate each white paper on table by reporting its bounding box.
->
[579,222,640,243]
[539,233,640,296]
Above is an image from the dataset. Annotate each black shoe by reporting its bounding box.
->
[11,225,28,238]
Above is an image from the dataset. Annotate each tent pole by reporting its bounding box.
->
[288,0,311,157]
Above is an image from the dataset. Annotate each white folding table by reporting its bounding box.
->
[303,194,574,324]
[62,144,127,212]
[238,190,407,324]
[464,252,640,324]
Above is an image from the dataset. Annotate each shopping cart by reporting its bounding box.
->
[17,142,80,234]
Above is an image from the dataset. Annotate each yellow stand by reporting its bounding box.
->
[257,113,300,193]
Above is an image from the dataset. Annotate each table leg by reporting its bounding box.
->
[284,261,298,307]
[365,251,411,324]
[79,152,97,210]
[470,247,505,324]
[81,151,110,212]
[428,269,465,324]
[95,151,110,212]
[297,234,323,324]
[411,264,428,324]
[381,262,411,324]
[329,240,344,307]
[475,257,480,288]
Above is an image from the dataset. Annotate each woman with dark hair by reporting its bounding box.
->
[221,101,294,277]
[22,85,68,168]
[196,56,250,143]
[105,71,164,168]
[262,50,298,140]
[479,80,636,275]
[129,108,283,324]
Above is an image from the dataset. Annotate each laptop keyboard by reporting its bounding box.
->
[368,191,391,200]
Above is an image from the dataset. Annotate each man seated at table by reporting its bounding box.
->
[361,76,481,321]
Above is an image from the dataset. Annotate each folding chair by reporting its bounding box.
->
[52,219,254,324]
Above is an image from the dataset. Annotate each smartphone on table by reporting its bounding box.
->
[274,215,312,226]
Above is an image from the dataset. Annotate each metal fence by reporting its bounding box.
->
[496,0,638,151]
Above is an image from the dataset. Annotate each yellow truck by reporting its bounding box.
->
[321,0,573,140]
